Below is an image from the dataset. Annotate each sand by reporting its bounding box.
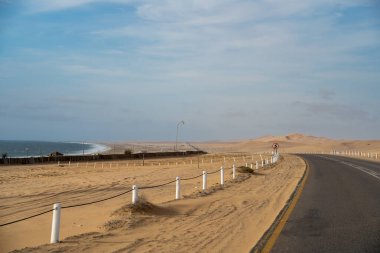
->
[195,133,380,158]
[0,152,305,253]
[3,133,376,253]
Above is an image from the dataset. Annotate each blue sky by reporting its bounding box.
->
[0,0,379,141]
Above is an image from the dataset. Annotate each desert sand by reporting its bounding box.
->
[195,133,380,159]
[1,133,378,253]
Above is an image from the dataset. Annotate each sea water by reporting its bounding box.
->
[0,140,109,158]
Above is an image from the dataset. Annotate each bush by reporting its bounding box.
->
[124,149,133,156]
[237,166,254,173]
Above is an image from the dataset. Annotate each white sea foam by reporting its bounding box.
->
[65,142,111,156]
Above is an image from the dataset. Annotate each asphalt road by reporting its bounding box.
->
[271,154,380,253]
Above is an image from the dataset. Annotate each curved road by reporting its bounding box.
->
[271,154,380,253]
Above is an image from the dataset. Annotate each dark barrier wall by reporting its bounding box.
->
[0,151,207,166]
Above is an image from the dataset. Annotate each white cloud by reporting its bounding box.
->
[4,0,379,140]
[61,64,129,77]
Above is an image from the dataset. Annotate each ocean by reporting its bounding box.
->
[0,140,109,158]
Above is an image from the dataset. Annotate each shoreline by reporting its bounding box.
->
[0,141,112,158]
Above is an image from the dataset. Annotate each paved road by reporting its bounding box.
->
[271,154,380,253]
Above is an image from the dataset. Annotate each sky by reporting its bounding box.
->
[0,0,379,141]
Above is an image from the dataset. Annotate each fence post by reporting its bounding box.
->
[233,163,236,180]
[261,160,264,168]
[256,161,258,170]
[50,203,61,244]
[202,171,207,191]
[220,166,224,186]
[175,176,181,200]
[132,185,138,204]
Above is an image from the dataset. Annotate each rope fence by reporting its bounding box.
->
[0,152,281,245]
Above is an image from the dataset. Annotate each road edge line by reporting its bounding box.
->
[250,156,310,253]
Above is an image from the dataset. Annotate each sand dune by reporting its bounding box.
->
[195,133,380,156]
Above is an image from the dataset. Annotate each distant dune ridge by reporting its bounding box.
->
[195,133,380,154]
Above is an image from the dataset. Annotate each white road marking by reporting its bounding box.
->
[316,155,380,181]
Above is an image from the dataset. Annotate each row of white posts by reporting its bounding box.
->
[331,150,378,160]
[50,153,280,244]
[57,155,277,168]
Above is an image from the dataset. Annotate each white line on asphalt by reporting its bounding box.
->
[317,155,380,181]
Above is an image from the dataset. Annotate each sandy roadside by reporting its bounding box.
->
[0,154,305,253]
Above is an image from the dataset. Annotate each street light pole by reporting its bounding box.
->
[175,120,185,151]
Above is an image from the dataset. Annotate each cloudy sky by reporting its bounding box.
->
[0,0,379,141]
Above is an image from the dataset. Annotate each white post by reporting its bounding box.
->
[220,166,224,186]
[376,153,378,159]
[261,160,264,167]
[256,161,258,170]
[69,161,71,167]
[58,161,60,166]
[246,162,248,167]
[175,176,181,200]
[202,171,207,191]
[232,163,236,180]
[250,163,253,169]
[50,203,61,244]
[132,185,138,204]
